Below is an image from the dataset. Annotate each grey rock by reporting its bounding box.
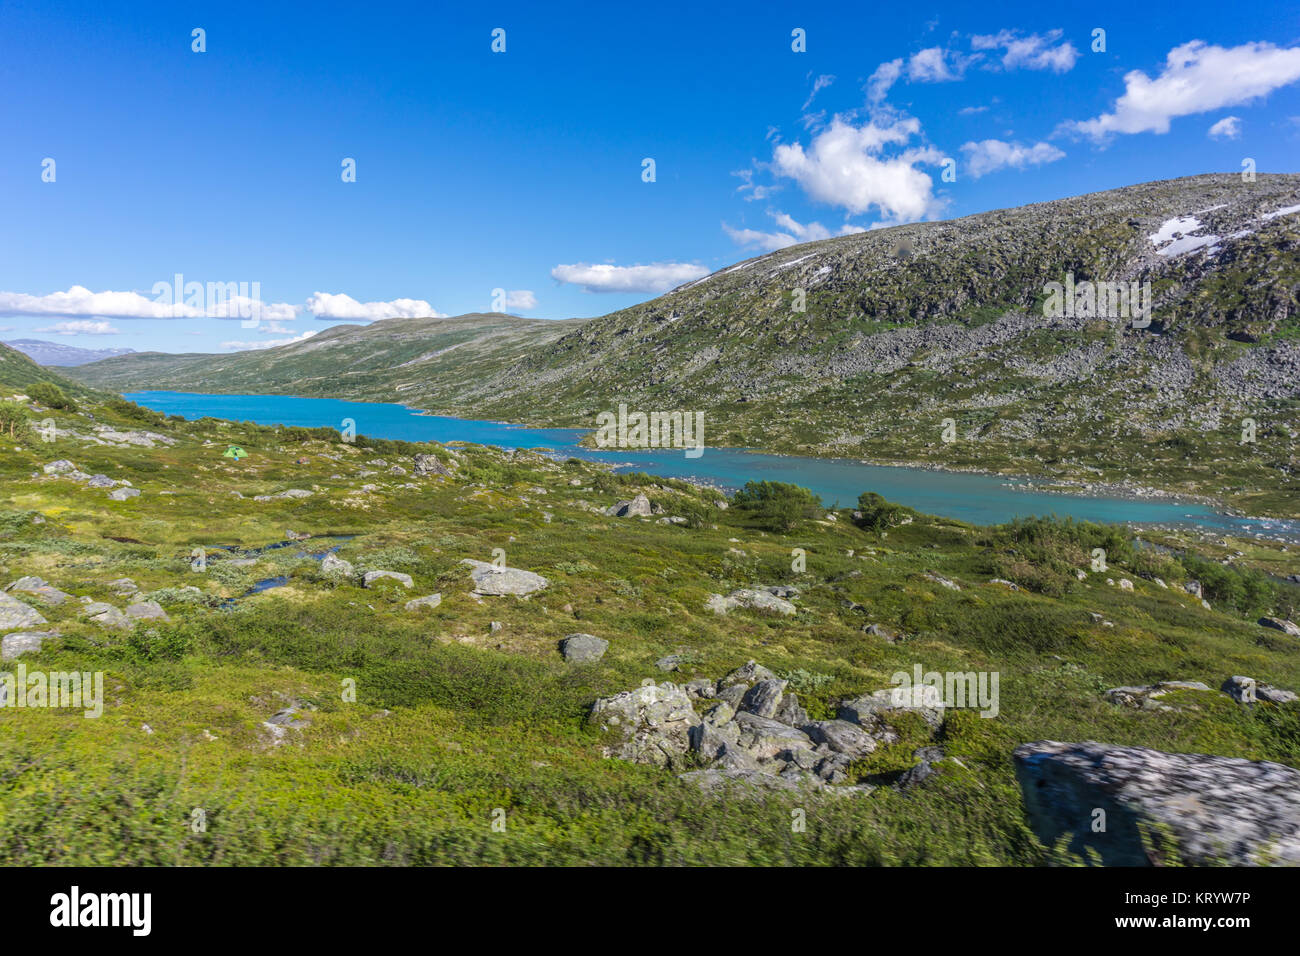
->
[589,682,700,767]
[772,691,809,727]
[805,719,880,759]
[717,683,749,710]
[1014,740,1300,866]
[706,588,796,616]
[560,633,608,663]
[105,578,139,596]
[412,454,451,476]
[605,493,652,517]
[83,602,131,631]
[125,601,169,621]
[320,553,355,579]
[840,687,944,732]
[362,570,413,589]
[654,654,682,672]
[253,488,313,502]
[108,487,141,500]
[684,677,716,699]
[404,593,443,611]
[6,576,72,606]
[461,559,548,596]
[732,712,814,762]
[1222,675,1298,704]
[42,459,78,475]
[740,678,788,718]
[0,592,47,631]
[2,631,52,661]
[1259,617,1300,638]
[722,660,777,685]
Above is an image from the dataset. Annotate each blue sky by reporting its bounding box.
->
[2,0,1299,353]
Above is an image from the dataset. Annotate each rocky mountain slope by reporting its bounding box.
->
[67,174,1300,514]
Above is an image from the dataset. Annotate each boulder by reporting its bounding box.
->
[731,712,815,763]
[83,602,131,631]
[2,631,52,661]
[560,633,608,663]
[1104,680,1213,711]
[85,475,117,489]
[253,489,313,502]
[0,592,47,631]
[108,487,141,501]
[6,576,72,606]
[1222,675,1299,705]
[42,459,78,475]
[320,553,355,579]
[839,687,943,732]
[412,454,451,476]
[404,593,443,611]
[1259,617,1300,638]
[1013,740,1300,866]
[722,660,777,684]
[460,559,548,596]
[706,588,796,616]
[125,601,169,621]
[922,572,962,591]
[363,570,413,589]
[605,493,653,518]
[105,578,139,596]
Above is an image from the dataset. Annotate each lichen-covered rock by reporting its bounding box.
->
[412,454,451,476]
[839,687,943,732]
[2,631,52,661]
[706,588,796,616]
[589,682,700,767]
[1013,740,1300,866]
[125,601,169,621]
[6,576,72,607]
[404,593,442,611]
[320,553,355,579]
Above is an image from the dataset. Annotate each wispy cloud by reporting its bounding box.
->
[724,211,864,251]
[34,320,121,335]
[971,29,1078,73]
[960,139,1065,178]
[221,330,319,351]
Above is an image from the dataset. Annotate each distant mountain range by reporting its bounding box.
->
[4,338,136,367]
[64,173,1300,515]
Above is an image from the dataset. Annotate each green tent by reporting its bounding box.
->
[223,446,247,460]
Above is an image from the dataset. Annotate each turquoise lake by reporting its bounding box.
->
[126,390,1300,541]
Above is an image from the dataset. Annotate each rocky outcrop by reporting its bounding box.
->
[1014,740,1300,866]
[320,553,355,580]
[413,454,451,477]
[1259,617,1300,638]
[253,488,313,502]
[2,631,52,661]
[592,663,943,793]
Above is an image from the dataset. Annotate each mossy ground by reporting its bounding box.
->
[1,397,1297,865]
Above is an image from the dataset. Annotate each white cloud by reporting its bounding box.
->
[771,116,943,222]
[908,47,960,83]
[34,320,121,335]
[0,285,296,321]
[724,211,864,251]
[304,292,443,321]
[504,289,537,310]
[960,139,1066,178]
[867,59,903,103]
[1208,115,1242,139]
[958,105,989,115]
[1069,40,1300,140]
[802,74,836,110]
[221,330,319,351]
[971,30,1078,73]
[550,262,709,294]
